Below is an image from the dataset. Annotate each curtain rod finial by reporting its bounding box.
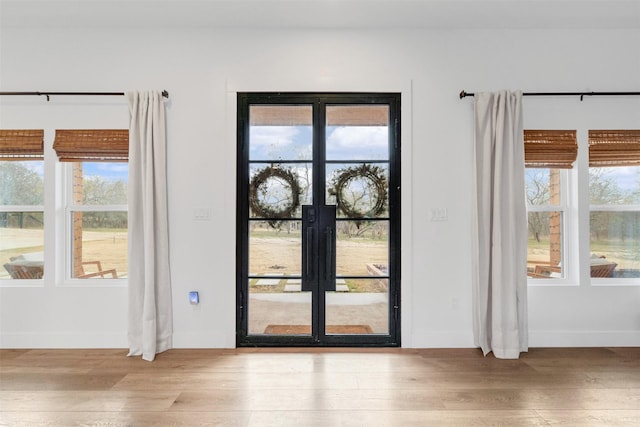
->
[459,90,467,99]
[162,90,169,98]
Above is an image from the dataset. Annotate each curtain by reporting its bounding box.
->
[126,91,172,361]
[471,91,528,359]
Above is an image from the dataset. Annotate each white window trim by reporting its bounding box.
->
[59,162,127,287]
[527,168,577,286]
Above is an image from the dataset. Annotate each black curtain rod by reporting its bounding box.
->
[0,90,169,101]
[459,90,640,101]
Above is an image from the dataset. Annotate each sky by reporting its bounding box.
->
[249,125,389,161]
[82,162,128,182]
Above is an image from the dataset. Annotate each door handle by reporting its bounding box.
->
[305,227,314,280]
[302,205,316,292]
[325,227,333,281]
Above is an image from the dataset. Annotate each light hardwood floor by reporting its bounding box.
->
[1,347,639,426]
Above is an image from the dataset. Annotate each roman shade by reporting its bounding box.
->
[0,129,44,160]
[589,130,640,167]
[524,130,578,169]
[53,129,129,161]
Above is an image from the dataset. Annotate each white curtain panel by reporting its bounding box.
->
[126,91,172,361]
[472,91,528,359]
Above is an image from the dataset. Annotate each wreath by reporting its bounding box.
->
[249,166,301,227]
[328,164,388,222]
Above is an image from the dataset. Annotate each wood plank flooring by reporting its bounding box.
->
[1,347,639,426]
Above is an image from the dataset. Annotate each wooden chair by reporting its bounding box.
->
[531,262,617,278]
[78,260,118,279]
[532,264,561,278]
[590,262,617,278]
[3,263,44,279]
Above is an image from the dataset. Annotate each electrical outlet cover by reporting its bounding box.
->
[189,291,199,305]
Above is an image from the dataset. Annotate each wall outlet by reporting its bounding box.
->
[189,291,199,305]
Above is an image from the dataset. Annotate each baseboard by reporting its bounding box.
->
[407,331,475,348]
[0,332,127,348]
[405,330,640,349]
[529,330,640,347]
[3,330,636,349]
[171,331,235,348]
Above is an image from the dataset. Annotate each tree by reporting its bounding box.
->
[588,168,627,205]
[525,169,551,242]
[0,162,44,205]
[589,168,628,241]
[81,175,127,205]
[80,175,128,230]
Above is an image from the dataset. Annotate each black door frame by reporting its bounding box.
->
[236,92,401,347]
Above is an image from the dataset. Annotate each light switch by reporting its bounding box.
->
[430,208,448,222]
[193,208,211,221]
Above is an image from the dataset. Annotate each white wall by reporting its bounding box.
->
[1,26,639,348]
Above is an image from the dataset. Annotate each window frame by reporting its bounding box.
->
[588,166,640,286]
[526,167,575,286]
[0,158,46,285]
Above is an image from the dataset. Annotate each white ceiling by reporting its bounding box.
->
[1,0,639,29]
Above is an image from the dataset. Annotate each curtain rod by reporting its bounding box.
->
[0,90,169,102]
[459,90,640,101]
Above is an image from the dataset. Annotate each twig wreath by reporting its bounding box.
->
[328,164,388,222]
[249,166,301,227]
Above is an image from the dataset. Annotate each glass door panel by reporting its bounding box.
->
[326,105,390,161]
[323,104,392,338]
[246,103,313,338]
[335,221,388,276]
[249,105,313,161]
[325,278,389,335]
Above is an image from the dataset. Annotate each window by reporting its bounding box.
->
[54,130,128,280]
[524,130,577,280]
[588,130,640,279]
[0,130,45,280]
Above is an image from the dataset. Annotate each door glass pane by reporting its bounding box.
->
[249,284,312,335]
[335,220,388,277]
[326,105,389,161]
[249,220,302,276]
[249,105,312,161]
[249,163,312,219]
[0,211,44,279]
[325,279,389,335]
[326,163,389,219]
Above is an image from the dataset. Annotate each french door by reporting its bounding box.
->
[236,93,400,346]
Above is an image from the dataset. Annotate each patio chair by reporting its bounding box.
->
[532,261,617,278]
[78,260,118,279]
[589,262,617,278]
[3,262,44,279]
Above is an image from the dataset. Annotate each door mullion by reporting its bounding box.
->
[313,98,326,340]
